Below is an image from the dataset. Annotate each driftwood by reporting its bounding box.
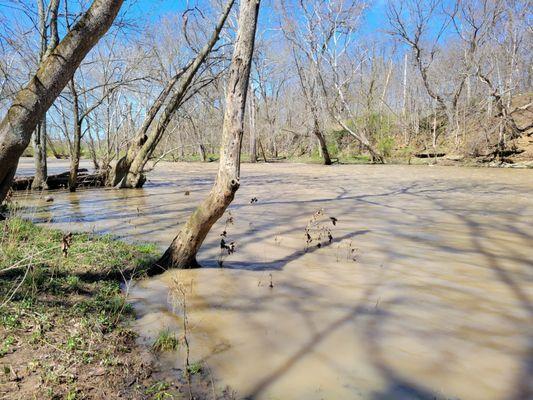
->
[414,152,446,158]
[476,147,526,162]
[12,169,105,191]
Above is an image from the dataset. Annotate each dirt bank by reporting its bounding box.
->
[0,217,227,399]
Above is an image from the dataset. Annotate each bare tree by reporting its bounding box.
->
[156,0,261,270]
[309,0,385,162]
[248,85,258,162]
[280,0,333,165]
[453,0,524,157]
[0,0,124,204]
[30,0,61,189]
[387,0,467,142]
[108,0,236,188]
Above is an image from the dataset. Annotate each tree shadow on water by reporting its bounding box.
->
[204,230,371,271]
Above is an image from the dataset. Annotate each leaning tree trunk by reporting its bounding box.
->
[105,68,187,187]
[109,0,236,188]
[156,0,260,271]
[0,0,124,204]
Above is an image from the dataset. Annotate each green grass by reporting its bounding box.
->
[152,329,180,352]
[0,217,156,281]
[145,381,174,399]
[187,361,202,375]
[0,216,162,398]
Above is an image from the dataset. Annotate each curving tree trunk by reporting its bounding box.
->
[156,0,261,271]
[0,0,124,204]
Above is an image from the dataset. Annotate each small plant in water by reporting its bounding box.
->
[218,211,236,266]
[187,361,203,375]
[304,209,338,251]
[169,277,195,399]
[336,239,359,263]
[152,329,179,352]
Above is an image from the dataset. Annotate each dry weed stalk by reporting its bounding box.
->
[169,277,194,399]
[304,208,338,251]
[218,211,236,266]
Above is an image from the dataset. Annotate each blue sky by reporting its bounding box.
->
[0,0,395,55]
[0,0,391,36]
[125,0,391,34]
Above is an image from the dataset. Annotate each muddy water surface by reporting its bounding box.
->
[15,158,533,399]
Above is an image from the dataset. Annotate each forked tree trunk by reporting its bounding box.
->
[106,68,187,186]
[156,0,260,270]
[108,0,235,188]
[0,0,124,204]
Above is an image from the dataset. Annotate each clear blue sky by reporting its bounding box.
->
[0,0,393,49]
[125,0,391,34]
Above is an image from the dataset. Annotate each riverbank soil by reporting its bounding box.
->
[0,218,222,399]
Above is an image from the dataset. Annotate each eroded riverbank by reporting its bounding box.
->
[14,159,533,399]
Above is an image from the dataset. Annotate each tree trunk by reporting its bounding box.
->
[32,0,49,190]
[69,125,82,192]
[47,136,63,159]
[292,52,331,166]
[156,0,260,271]
[109,0,235,188]
[68,80,82,192]
[258,139,268,162]
[313,119,331,165]
[106,68,186,186]
[0,0,124,204]
[198,143,207,162]
[31,120,48,190]
[249,87,257,163]
[87,131,100,170]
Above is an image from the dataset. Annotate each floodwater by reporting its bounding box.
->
[14,158,533,400]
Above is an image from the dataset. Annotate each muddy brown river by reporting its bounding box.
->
[14,158,533,399]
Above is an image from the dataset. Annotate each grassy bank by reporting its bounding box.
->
[0,217,213,399]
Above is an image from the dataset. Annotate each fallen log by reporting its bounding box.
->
[476,147,526,162]
[414,152,446,159]
[12,169,106,191]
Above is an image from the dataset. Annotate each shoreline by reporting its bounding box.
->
[0,216,223,399]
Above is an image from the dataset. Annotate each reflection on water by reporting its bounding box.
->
[15,159,533,399]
